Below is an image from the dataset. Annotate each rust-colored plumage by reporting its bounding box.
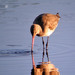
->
[30,13,60,52]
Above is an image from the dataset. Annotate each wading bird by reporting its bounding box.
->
[30,13,60,55]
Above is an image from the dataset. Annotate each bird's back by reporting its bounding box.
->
[33,13,60,31]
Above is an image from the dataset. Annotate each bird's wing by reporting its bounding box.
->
[42,14,59,30]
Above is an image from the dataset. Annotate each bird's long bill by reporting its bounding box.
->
[31,36,35,52]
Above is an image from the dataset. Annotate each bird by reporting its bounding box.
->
[30,13,60,54]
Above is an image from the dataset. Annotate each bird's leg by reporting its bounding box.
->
[46,36,49,61]
[42,37,45,62]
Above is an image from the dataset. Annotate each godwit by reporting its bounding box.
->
[30,13,60,54]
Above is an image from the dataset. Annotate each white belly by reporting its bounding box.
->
[43,29,54,36]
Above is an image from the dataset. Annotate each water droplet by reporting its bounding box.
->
[5,5,8,8]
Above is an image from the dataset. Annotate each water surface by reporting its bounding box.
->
[0,0,75,75]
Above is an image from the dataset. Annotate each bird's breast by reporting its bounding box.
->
[42,29,54,36]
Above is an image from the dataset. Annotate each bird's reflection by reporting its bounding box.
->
[31,52,60,75]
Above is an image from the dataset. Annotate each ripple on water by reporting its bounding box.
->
[0,49,31,57]
[49,43,75,58]
[31,3,40,5]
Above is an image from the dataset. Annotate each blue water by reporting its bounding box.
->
[0,0,75,75]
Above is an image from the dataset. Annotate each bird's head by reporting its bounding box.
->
[30,24,42,37]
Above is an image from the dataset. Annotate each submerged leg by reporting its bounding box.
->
[46,36,49,61]
[42,37,45,62]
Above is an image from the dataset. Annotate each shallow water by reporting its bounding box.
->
[0,0,75,75]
